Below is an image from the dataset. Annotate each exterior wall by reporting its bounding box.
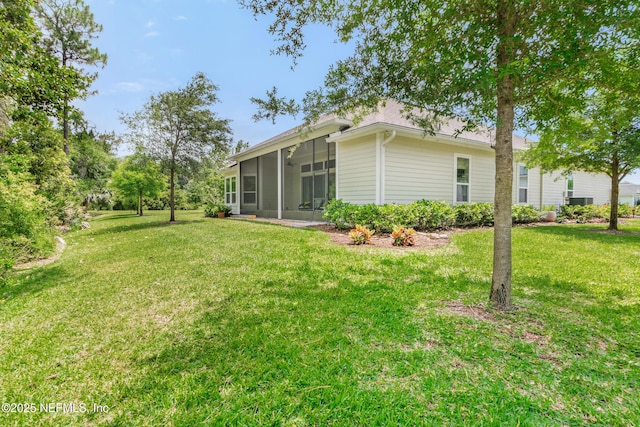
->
[384,136,495,204]
[540,171,611,207]
[336,136,377,204]
[573,171,610,205]
[619,183,640,206]
[512,163,541,208]
[541,172,568,208]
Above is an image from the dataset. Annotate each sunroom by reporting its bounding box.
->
[224,118,349,220]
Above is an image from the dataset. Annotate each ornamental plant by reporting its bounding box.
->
[391,226,416,247]
[204,203,231,218]
[349,224,374,245]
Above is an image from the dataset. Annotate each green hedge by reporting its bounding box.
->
[558,203,634,222]
[323,199,544,231]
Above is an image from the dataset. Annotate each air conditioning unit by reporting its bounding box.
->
[568,197,593,206]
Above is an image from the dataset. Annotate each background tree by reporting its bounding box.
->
[121,72,232,222]
[35,0,107,153]
[1,0,84,122]
[234,139,250,154]
[241,0,637,310]
[67,111,119,209]
[109,154,165,216]
[524,90,640,230]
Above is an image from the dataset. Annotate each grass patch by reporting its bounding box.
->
[1,212,639,426]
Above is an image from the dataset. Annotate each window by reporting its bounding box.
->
[518,165,528,203]
[225,176,237,204]
[243,175,256,204]
[567,173,574,198]
[455,156,470,203]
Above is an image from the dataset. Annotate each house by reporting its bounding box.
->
[619,182,640,206]
[224,101,611,220]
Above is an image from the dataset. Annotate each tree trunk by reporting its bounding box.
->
[490,0,515,311]
[609,155,619,230]
[138,188,143,216]
[170,167,176,222]
[63,101,69,155]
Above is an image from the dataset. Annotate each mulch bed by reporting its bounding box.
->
[308,223,453,250]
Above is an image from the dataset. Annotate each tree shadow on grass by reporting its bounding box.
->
[87,218,205,237]
[528,224,640,244]
[90,212,140,222]
[115,269,639,425]
[1,265,85,305]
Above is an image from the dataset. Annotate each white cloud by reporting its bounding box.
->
[114,82,145,93]
[145,21,156,28]
[145,31,160,38]
[175,15,188,21]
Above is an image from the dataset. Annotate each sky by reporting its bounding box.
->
[79,0,640,184]
[79,0,352,150]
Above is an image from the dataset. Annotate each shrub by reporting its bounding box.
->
[454,202,494,227]
[391,226,416,246]
[349,224,375,245]
[204,203,231,217]
[372,203,417,233]
[512,205,542,224]
[597,203,633,218]
[0,162,55,265]
[414,200,456,230]
[559,204,597,222]
[323,199,360,229]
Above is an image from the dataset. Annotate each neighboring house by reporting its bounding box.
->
[224,101,610,220]
[619,182,640,206]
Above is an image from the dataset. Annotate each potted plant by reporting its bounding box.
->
[205,203,231,218]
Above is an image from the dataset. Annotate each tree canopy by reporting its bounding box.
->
[0,0,84,121]
[241,0,639,310]
[121,72,233,222]
[35,0,107,149]
[524,90,640,229]
[110,154,165,216]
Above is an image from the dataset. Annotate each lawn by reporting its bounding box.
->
[1,211,639,426]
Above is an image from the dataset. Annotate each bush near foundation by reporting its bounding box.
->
[324,199,545,231]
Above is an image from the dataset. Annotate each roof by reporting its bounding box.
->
[231,100,530,160]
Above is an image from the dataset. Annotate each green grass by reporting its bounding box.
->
[1,211,639,426]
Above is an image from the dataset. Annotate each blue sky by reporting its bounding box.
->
[80,0,351,148]
[80,0,639,183]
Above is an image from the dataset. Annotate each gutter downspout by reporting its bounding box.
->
[380,130,397,205]
[539,169,544,210]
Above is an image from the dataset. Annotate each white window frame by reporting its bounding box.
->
[566,172,574,198]
[454,154,471,204]
[225,176,237,205]
[518,165,528,204]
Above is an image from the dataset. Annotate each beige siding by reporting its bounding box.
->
[513,164,541,207]
[337,136,377,204]
[384,136,495,204]
[541,172,567,208]
[541,171,611,206]
[468,151,495,203]
[574,172,611,204]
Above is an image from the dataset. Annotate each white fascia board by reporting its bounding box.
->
[222,162,238,176]
[229,118,352,162]
[328,123,495,152]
